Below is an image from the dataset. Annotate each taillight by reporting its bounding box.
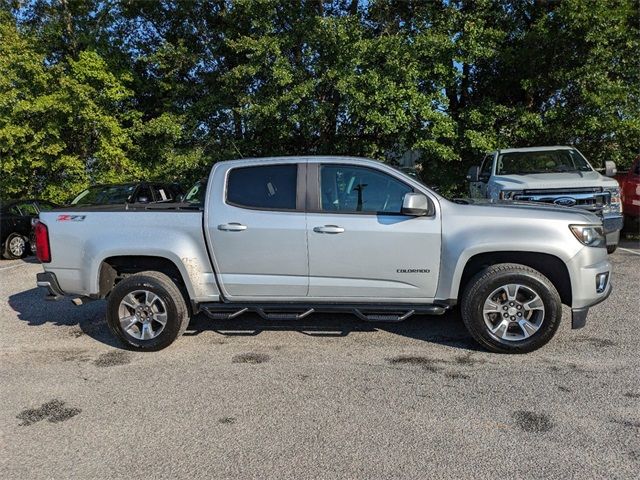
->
[34,221,51,263]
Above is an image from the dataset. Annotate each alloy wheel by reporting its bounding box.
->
[482,283,545,342]
[118,290,168,340]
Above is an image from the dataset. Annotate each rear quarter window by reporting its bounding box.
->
[226,164,298,210]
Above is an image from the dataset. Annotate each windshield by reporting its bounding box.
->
[184,179,207,205]
[71,185,136,205]
[496,149,592,175]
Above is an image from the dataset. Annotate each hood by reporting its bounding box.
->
[492,170,618,190]
[452,198,602,224]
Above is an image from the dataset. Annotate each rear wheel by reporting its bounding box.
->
[3,233,27,259]
[606,244,618,254]
[461,263,562,354]
[106,271,189,351]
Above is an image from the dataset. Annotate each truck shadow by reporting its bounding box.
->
[9,287,478,351]
[8,287,120,347]
[184,310,480,350]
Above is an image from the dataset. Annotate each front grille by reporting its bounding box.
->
[514,188,610,212]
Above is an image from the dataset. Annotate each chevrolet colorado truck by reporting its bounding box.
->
[467,146,624,253]
[35,156,612,353]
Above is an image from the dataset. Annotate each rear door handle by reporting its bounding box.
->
[313,225,345,234]
[218,223,247,232]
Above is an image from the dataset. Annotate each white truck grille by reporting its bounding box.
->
[514,188,610,212]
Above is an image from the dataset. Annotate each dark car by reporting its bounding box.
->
[0,199,58,259]
[70,182,185,206]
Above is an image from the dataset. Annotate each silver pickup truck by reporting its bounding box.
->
[35,156,612,353]
[467,146,624,253]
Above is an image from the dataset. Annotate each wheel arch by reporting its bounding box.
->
[98,255,190,299]
[457,251,572,306]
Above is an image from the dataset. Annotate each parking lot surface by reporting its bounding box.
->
[1,243,639,479]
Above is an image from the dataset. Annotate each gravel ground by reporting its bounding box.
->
[1,243,639,479]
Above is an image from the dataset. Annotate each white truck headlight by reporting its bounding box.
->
[499,190,522,200]
[603,186,622,214]
[569,225,606,247]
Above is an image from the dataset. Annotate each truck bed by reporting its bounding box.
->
[38,206,219,302]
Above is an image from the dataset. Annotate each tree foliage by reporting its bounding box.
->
[1,0,638,202]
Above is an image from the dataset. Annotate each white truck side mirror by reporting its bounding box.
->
[604,161,617,177]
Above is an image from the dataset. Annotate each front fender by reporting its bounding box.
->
[435,201,582,301]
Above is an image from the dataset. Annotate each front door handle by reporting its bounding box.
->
[313,225,345,234]
[218,223,247,232]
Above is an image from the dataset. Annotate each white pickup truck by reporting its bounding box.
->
[467,146,624,253]
[35,156,612,353]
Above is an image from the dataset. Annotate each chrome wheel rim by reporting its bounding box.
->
[9,236,25,257]
[483,283,545,342]
[118,290,168,340]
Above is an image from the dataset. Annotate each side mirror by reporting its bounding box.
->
[402,193,432,216]
[604,161,617,177]
[466,166,480,183]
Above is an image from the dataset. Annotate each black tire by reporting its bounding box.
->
[3,233,27,259]
[106,271,189,351]
[461,263,562,354]
[606,244,618,254]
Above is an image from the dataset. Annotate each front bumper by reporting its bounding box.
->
[36,272,65,300]
[602,214,623,247]
[602,214,624,234]
[567,247,612,329]
[571,282,612,329]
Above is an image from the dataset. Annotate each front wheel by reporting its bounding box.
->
[461,263,562,354]
[606,245,618,254]
[106,271,190,351]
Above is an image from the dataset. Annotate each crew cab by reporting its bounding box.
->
[467,146,624,253]
[35,156,612,353]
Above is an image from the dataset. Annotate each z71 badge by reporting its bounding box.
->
[57,214,86,222]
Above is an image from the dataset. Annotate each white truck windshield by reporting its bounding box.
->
[496,149,592,175]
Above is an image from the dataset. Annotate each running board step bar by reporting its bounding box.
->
[354,310,416,323]
[200,303,448,323]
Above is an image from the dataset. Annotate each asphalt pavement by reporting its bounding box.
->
[1,242,639,479]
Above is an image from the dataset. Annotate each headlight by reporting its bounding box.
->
[499,190,522,200]
[569,224,606,247]
[603,186,622,214]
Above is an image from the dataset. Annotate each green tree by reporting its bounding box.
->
[0,16,140,202]
[1,1,639,200]
[463,0,640,169]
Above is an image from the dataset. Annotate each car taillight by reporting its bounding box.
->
[34,221,51,263]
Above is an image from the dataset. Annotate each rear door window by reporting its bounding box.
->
[134,185,152,203]
[18,202,38,216]
[226,165,298,210]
